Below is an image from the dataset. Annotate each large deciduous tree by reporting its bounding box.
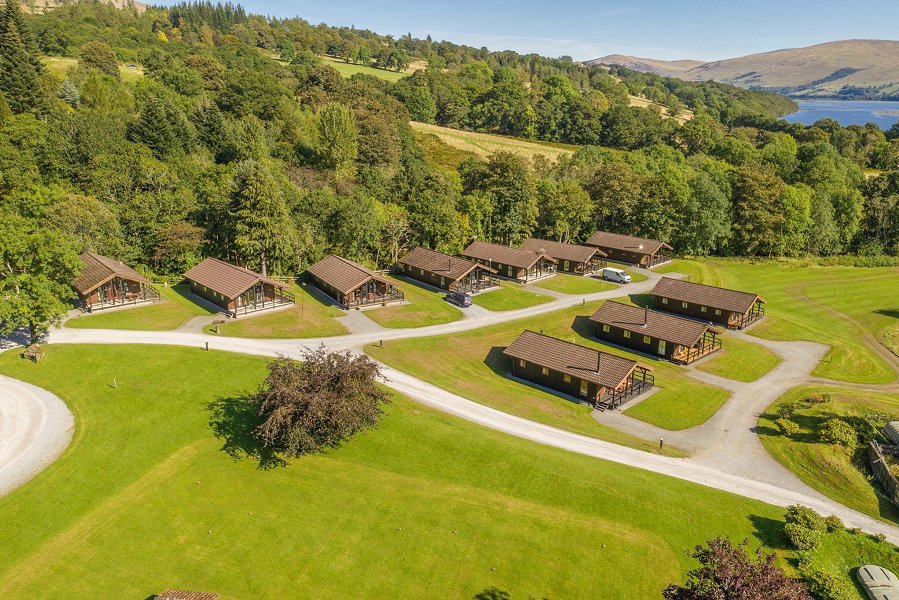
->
[254,347,390,456]
[0,215,81,344]
[315,102,358,177]
[663,537,812,600]
[79,41,120,80]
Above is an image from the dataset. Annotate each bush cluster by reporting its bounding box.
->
[817,418,858,447]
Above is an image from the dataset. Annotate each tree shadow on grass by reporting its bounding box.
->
[207,396,286,470]
[748,514,788,550]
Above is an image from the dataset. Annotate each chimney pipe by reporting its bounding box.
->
[643,305,648,327]
[596,351,601,373]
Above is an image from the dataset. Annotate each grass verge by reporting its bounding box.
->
[759,386,899,523]
[696,336,782,383]
[206,284,347,338]
[361,277,463,329]
[0,344,813,599]
[473,281,553,312]
[532,274,617,294]
[65,284,215,331]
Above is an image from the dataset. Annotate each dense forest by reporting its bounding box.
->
[2,0,899,306]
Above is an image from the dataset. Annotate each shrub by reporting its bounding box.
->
[804,569,855,600]
[874,532,888,543]
[805,392,831,405]
[823,515,844,532]
[776,418,801,436]
[21,344,44,363]
[785,522,823,551]
[786,505,826,532]
[253,346,390,456]
[778,401,800,419]
[817,418,858,447]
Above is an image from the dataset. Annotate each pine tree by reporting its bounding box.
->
[0,0,45,114]
[57,79,80,108]
[229,160,297,276]
[0,91,11,124]
[130,95,177,157]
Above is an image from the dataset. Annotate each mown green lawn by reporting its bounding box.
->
[623,387,728,431]
[321,55,408,82]
[0,344,817,599]
[206,284,347,338]
[66,284,215,331]
[42,55,144,82]
[695,336,782,383]
[368,299,729,446]
[660,259,899,384]
[472,281,553,311]
[532,274,617,294]
[361,277,463,328]
[759,386,899,523]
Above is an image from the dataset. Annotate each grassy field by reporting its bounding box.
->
[656,258,899,384]
[42,56,145,82]
[759,386,899,523]
[414,130,480,170]
[368,299,730,444]
[472,281,554,312]
[361,277,463,329]
[695,336,782,383]
[409,122,577,164]
[321,55,410,82]
[0,344,825,599]
[532,273,617,294]
[66,284,215,331]
[206,284,347,338]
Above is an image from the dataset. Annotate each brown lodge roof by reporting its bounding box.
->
[72,252,151,295]
[306,254,392,295]
[520,238,606,263]
[398,247,496,281]
[503,330,649,390]
[590,301,720,348]
[157,591,220,600]
[462,241,557,270]
[650,277,764,314]
[585,231,672,255]
[183,258,287,300]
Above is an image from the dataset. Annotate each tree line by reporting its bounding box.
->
[2,0,899,342]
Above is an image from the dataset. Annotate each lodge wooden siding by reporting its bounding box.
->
[595,322,675,359]
[188,279,278,312]
[397,262,491,292]
[584,231,672,268]
[510,357,604,402]
[654,295,730,324]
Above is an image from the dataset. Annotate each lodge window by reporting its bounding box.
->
[700,306,707,313]
[715,309,722,315]
[541,366,550,376]
[419,268,424,275]
[682,301,688,308]
[623,330,631,339]
[563,374,571,383]
[643,335,651,344]
[518,359,526,368]
[602,324,610,333]
[579,380,588,397]
[661,297,668,304]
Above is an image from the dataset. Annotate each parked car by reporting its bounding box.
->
[445,291,472,307]
[446,292,471,308]
[602,267,631,284]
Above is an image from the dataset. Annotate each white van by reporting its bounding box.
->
[602,267,631,284]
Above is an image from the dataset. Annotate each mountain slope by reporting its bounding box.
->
[592,39,899,99]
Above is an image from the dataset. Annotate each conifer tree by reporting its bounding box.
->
[130,95,177,157]
[228,160,297,276]
[0,0,45,114]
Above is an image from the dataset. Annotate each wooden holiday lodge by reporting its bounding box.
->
[585,231,672,268]
[306,254,404,308]
[502,330,654,410]
[650,277,765,330]
[462,241,556,283]
[72,252,159,311]
[590,301,722,364]
[183,258,294,317]
[396,247,496,293]
[519,238,606,275]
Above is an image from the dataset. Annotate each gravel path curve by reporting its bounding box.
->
[0,374,74,497]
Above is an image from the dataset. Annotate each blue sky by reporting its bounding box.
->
[239,0,899,61]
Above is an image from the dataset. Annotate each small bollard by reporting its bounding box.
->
[582,298,586,306]
[659,438,664,449]
[112,378,117,389]
[205,342,209,351]
[379,339,384,348]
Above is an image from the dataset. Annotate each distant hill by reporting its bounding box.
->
[590,40,899,100]
[9,0,146,14]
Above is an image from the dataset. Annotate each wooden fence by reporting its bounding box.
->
[867,441,899,507]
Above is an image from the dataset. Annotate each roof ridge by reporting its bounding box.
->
[521,329,624,360]
[329,254,375,275]
[658,277,756,296]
